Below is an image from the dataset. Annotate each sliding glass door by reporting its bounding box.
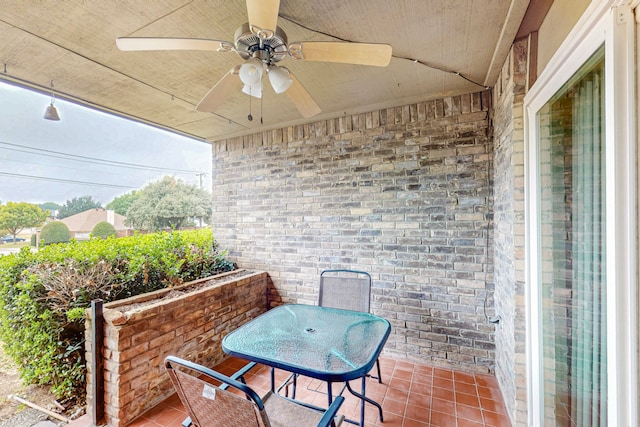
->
[526,3,637,426]
[537,46,606,426]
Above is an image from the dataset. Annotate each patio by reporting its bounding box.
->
[5,2,637,426]
[70,355,509,427]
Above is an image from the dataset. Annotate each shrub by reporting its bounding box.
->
[0,229,234,403]
[91,221,116,239]
[40,221,71,245]
[30,233,36,246]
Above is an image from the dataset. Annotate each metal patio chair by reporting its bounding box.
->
[283,269,382,401]
[319,269,382,383]
[165,355,344,427]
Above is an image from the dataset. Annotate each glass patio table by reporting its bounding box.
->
[222,303,391,426]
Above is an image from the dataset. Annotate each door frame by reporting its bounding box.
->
[523,1,638,426]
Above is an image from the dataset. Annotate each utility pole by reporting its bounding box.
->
[197,172,205,228]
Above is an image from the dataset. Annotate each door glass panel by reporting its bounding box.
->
[537,46,606,426]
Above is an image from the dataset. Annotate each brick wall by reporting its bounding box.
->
[211,91,495,373]
[85,269,268,427]
[492,38,529,425]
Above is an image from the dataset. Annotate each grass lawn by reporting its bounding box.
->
[0,240,31,255]
[0,242,29,249]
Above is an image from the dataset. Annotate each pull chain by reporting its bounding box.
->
[247,87,253,121]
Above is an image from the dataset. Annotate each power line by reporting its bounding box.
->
[0,140,209,175]
[0,172,135,189]
[278,14,490,89]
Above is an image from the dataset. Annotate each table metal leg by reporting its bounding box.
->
[345,380,384,423]
[360,376,366,426]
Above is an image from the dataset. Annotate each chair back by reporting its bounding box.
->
[319,269,371,312]
[165,356,270,427]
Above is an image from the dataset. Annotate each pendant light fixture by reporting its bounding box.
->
[43,80,60,121]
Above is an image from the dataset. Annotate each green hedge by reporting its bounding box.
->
[0,229,234,402]
[91,221,117,239]
[40,221,71,245]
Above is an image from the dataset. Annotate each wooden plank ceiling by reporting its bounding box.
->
[0,0,530,142]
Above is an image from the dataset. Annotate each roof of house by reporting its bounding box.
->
[59,208,131,233]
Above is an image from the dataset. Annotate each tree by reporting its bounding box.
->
[125,176,211,231]
[40,202,62,217]
[58,196,102,219]
[0,202,48,241]
[106,191,139,216]
[40,221,71,245]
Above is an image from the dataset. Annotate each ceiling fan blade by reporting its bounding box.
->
[288,41,393,67]
[286,73,321,118]
[196,66,242,112]
[246,0,280,33]
[116,37,234,52]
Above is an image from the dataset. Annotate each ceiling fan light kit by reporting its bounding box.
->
[116,0,392,119]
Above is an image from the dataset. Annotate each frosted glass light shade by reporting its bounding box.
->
[268,65,293,93]
[239,58,263,85]
[242,80,262,98]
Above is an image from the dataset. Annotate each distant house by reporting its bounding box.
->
[59,208,132,239]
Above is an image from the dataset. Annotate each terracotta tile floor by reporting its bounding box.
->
[69,356,511,427]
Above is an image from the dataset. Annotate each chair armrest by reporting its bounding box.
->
[317,395,345,427]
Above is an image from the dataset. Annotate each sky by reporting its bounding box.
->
[0,80,212,206]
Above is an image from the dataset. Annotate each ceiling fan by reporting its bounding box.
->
[116,0,392,118]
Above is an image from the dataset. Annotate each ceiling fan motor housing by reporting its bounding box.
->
[234,22,288,63]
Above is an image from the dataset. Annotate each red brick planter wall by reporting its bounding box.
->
[84,269,268,427]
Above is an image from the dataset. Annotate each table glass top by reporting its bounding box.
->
[222,304,390,381]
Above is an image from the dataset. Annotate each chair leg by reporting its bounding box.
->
[286,373,298,399]
[276,372,298,399]
[292,373,297,398]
